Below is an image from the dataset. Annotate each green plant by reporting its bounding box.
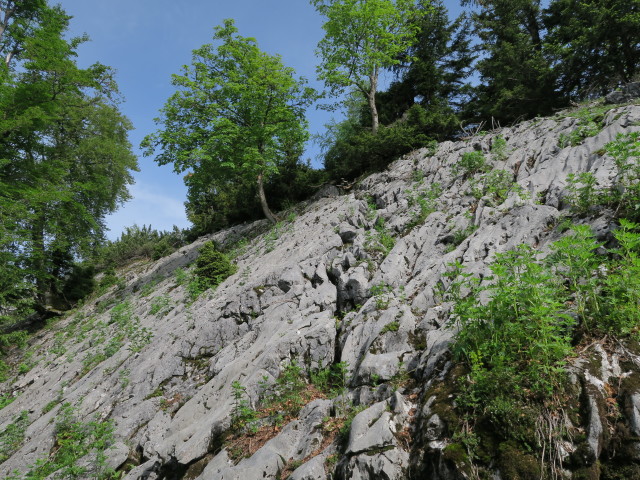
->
[407,182,442,228]
[0,411,28,463]
[547,224,601,331]
[600,220,640,335]
[558,105,611,147]
[311,361,349,398]
[380,321,400,334]
[365,219,395,256]
[455,151,489,177]
[447,221,478,251]
[8,403,118,480]
[264,222,284,252]
[491,135,509,161]
[149,295,172,317]
[605,132,640,220]
[231,381,258,432]
[370,283,393,309]
[450,245,573,401]
[139,277,160,297]
[194,241,237,287]
[0,392,16,410]
[174,268,188,286]
[566,172,601,215]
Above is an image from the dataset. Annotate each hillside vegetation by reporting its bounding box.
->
[1,100,640,479]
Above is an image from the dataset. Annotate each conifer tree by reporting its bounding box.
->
[544,0,640,99]
[462,0,563,124]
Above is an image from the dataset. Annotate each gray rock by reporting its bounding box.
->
[4,104,640,480]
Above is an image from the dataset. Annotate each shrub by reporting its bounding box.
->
[605,132,640,220]
[323,118,435,182]
[450,245,573,402]
[491,135,509,161]
[194,241,237,288]
[455,151,489,177]
[95,224,187,269]
[8,403,118,480]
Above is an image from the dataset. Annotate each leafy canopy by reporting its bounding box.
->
[0,1,137,314]
[142,19,316,223]
[312,0,426,132]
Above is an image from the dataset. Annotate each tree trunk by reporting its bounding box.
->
[257,172,278,224]
[369,68,379,135]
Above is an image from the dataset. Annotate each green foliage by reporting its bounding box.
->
[230,381,258,432]
[450,245,573,402]
[566,172,601,215]
[445,221,640,473]
[455,151,489,177]
[143,19,316,224]
[600,220,640,335]
[469,169,523,206]
[322,107,435,182]
[462,0,563,123]
[194,241,237,290]
[370,283,393,309]
[311,361,349,397]
[364,219,396,256]
[544,0,640,99]
[8,403,117,480]
[0,2,138,315]
[149,295,172,318]
[0,411,29,463]
[0,330,29,381]
[605,132,640,220]
[261,361,308,419]
[95,224,187,269]
[0,393,17,410]
[81,301,152,375]
[490,135,509,161]
[548,225,602,331]
[406,182,442,228]
[376,1,474,139]
[565,133,640,221]
[380,321,400,334]
[312,0,424,132]
[558,107,609,147]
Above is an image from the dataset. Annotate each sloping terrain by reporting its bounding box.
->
[2,102,640,479]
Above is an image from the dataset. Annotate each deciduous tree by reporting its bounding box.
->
[0,2,137,313]
[142,19,315,224]
[312,0,425,134]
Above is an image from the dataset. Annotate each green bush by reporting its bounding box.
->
[95,224,187,269]
[7,403,117,480]
[195,242,236,285]
[455,151,489,177]
[450,245,573,402]
[0,411,29,463]
[491,135,509,161]
[564,133,640,221]
[323,118,435,182]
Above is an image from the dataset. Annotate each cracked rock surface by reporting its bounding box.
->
[2,104,640,479]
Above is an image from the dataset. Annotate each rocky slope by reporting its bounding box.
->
[2,102,640,479]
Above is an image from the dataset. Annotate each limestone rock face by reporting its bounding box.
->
[2,103,640,479]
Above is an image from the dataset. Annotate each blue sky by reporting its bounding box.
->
[57,0,464,239]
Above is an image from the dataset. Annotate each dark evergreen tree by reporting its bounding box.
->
[544,0,640,99]
[377,0,474,139]
[462,0,564,124]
